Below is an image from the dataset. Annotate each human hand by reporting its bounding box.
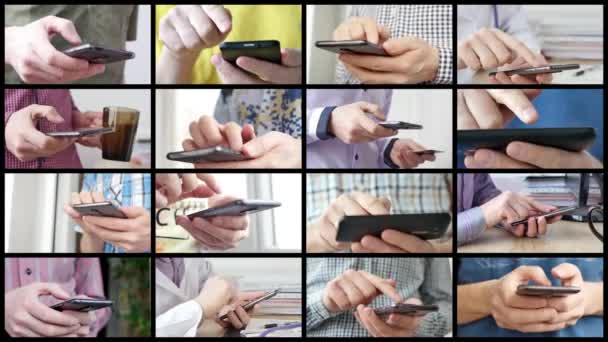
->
[323,270,403,313]
[211,48,302,84]
[176,195,249,250]
[490,56,553,85]
[73,111,103,148]
[545,263,587,327]
[5,104,77,161]
[308,192,390,252]
[339,37,439,84]
[80,205,151,252]
[457,28,543,72]
[218,291,266,330]
[389,139,436,168]
[479,191,559,237]
[5,16,105,83]
[195,276,236,319]
[354,297,425,337]
[329,101,397,144]
[464,143,603,169]
[457,89,541,130]
[190,131,301,169]
[490,265,566,332]
[182,116,256,152]
[155,173,221,207]
[159,5,231,60]
[4,282,81,337]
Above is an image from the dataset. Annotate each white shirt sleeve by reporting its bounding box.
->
[306,107,326,144]
[155,300,203,337]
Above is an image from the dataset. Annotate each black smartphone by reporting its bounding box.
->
[516,285,581,297]
[166,147,248,163]
[413,150,444,155]
[220,40,281,64]
[51,298,113,312]
[187,199,281,220]
[72,201,126,219]
[374,303,439,316]
[63,44,135,64]
[378,121,423,130]
[218,289,279,320]
[46,127,113,138]
[315,40,388,56]
[458,128,596,154]
[489,64,580,77]
[510,206,579,227]
[336,213,451,242]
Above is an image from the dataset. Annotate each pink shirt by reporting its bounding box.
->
[4,89,83,169]
[4,258,110,336]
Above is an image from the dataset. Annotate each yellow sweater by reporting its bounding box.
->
[155,5,301,84]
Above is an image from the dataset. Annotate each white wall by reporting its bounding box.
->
[388,90,453,168]
[71,89,151,168]
[306,5,347,83]
[124,4,151,84]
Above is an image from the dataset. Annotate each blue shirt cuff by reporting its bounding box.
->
[316,106,336,140]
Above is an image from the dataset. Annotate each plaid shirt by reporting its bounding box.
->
[336,5,453,84]
[307,173,451,225]
[306,257,452,337]
[77,173,151,253]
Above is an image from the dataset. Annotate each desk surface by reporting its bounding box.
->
[470,58,603,84]
[458,220,603,253]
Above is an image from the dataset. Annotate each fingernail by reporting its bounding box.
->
[507,142,522,158]
[475,150,494,167]
[521,107,538,122]
[211,54,221,66]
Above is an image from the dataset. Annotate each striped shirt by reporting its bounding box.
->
[77,173,152,253]
[4,89,82,169]
[4,258,110,336]
[306,257,452,337]
[335,5,453,84]
[307,173,451,225]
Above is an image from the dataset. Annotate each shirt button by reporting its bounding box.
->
[25,268,32,275]
[355,154,359,160]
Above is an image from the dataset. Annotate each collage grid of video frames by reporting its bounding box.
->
[1,1,605,340]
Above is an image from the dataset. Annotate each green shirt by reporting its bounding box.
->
[5,5,138,84]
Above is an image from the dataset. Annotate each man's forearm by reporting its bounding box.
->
[156,48,198,84]
[457,280,496,324]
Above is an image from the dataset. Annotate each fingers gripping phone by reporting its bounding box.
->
[374,303,439,316]
[63,44,135,64]
[336,214,451,242]
[489,64,580,77]
[187,200,281,220]
[315,40,388,56]
[46,127,113,138]
[510,206,579,227]
[220,40,281,64]
[72,201,127,219]
[167,147,248,163]
[51,298,113,312]
[516,285,580,297]
[218,289,279,320]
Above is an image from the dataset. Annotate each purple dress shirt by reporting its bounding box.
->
[306,89,393,168]
[457,173,501,245]
[155,258,185,287]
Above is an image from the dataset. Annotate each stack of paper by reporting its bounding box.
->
[242,284,302,315]
[525,5,603,60]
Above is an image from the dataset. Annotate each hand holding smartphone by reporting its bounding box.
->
[46,127,113,138]
[71,201,126,219]
[218,289,279,320]
[510,206,578,227]
[489,64,580,77]
[167,147,248,163]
